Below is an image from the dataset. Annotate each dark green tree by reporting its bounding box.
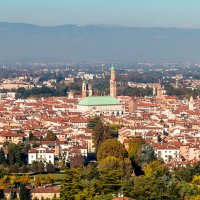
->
[7,143,29,166]
[128,175,179,200]
[60,169,83,200]
[82,163,99,180]
[28,132,34,141]
[46,163,55,173]
[98,169,123,195]
[0,148,5,164]
[19,184,31,200]
[0,189,4,200]
[87,116,100,129]
[8,148,15,165]
[92,121,112,152]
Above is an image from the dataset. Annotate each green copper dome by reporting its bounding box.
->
[78,96,120,106]
[111,65,115,70]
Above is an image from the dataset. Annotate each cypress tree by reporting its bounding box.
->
[0,189,5,200]
[8,148,15,165]
[19,184,31,200]
[0,148,5,164]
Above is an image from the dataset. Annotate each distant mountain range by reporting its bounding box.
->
[0,22,200,63]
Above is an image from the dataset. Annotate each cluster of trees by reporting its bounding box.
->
[0,143,29,175]
[126,71,162,84]
[87,117,122,151]
[60,146,200,199]
[29,161,55,174]
[15,84,68,99]
[118,85,153,97]
[164,84,199,98]
[60,119,200,199]
[60,118,153,199]
[0,175,32,189]
[60,136,155,199]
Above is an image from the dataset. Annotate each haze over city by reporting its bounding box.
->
[1,0,200,63]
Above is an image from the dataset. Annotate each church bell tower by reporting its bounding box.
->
[82,80,87,98]
[110,65,117,97]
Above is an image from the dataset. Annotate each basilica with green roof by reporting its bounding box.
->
[77,66,124,116]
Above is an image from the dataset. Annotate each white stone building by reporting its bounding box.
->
[28,146,54,164]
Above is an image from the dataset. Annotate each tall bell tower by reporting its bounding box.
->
[82,80,87,98]
[156,79,162,99]
[110,65,117,97]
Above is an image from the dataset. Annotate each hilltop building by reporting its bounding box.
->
[28,146,54,164]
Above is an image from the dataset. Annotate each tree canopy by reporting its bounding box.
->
[97,139,127,161]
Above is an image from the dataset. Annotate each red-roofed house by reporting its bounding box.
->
[0,131,24,144]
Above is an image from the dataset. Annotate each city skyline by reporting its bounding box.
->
[1,0,200,28]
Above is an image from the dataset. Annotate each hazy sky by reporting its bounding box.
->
[0,0,200,28]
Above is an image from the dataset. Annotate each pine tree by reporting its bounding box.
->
[60,169,83,200]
